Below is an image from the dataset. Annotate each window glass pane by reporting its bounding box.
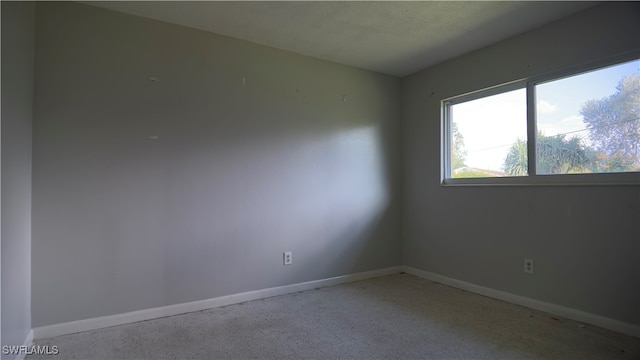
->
[536,60,640,174]
[450,88,527,178]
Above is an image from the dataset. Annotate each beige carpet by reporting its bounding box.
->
[28,274,640,359]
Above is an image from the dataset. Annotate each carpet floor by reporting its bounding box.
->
[28,274,640,359]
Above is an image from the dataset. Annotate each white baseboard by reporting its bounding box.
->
[402,265,640,339]
[33,266,402,339]
[13,330,34,360]
[33,265,640,340]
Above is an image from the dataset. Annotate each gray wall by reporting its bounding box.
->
[401,2,640,326]
[1,1,35,355]
[32,2,400,327]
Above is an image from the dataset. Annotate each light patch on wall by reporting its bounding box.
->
[307,125,391,273]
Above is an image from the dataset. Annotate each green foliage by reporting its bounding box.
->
[581,74,640,171]
[503,139,528,176]
[503,133,591,176]
[587,152,638,173]
[537,134,590,174]
[451,122,467,170]
[504,73,640,176]
[455,169,498,178]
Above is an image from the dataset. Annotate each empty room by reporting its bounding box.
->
[1,1,639,359]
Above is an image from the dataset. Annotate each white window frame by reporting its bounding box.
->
[441,51,640,186]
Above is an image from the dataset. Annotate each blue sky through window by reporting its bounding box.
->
[537,59,640,144]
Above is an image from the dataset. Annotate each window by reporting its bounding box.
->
[447,87,527,178]
[442,55,640,185]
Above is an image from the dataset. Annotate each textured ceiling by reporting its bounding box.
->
[85,1,597,77]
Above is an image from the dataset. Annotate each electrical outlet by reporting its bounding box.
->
[524,259,534,274]
[283,252,292,266]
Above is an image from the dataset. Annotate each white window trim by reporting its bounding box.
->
[441,50,640,186]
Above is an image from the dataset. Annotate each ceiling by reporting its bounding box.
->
[85,1,597,77]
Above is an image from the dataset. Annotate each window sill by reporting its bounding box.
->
[442,172,640,186]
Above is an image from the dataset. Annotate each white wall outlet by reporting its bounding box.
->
[283,252,292,266]
[524,259,534,274]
